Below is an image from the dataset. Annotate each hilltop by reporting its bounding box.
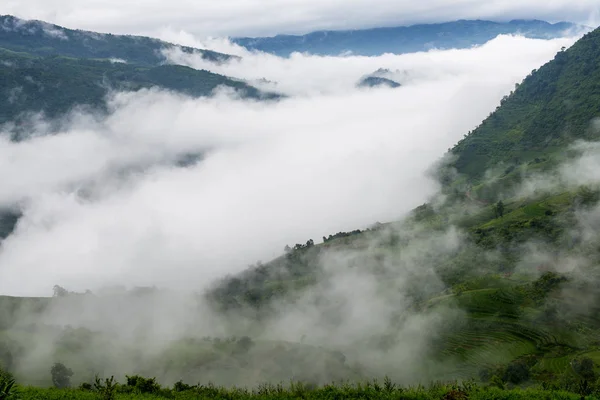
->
[0,15,233,66]
[233,19,586,57]
[0,47,277,130]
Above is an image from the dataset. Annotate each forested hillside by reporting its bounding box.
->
[448,27,600,185]
[0,47,277,128]
[201,26,600,390]
[0,15,233,65]
[0,16,280,130]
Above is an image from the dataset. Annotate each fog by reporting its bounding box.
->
[1,27,598,388]
[0,34,578,297]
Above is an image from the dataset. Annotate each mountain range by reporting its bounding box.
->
[233,19,587,57]
[0,15,279,130]
[1,14,600,393]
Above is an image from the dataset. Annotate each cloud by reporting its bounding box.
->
[2,0,598,38]
[39,21,68,40]
[163,34,578,97]
[0,34,575,297]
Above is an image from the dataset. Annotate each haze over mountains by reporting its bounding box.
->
[233,20,587,57]
[2,8,600,395]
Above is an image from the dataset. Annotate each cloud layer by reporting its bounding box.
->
[0,34,576,296]
[2,0,599,38]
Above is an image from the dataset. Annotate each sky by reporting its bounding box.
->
[1,0,599,38]
[0,33,578,296]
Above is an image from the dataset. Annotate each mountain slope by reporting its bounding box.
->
[0,47,277,128]
[0,15,233,65]
[202,26,600,387]
[2,19,600,392]
[233,19,584,57]
[447,27,600,186]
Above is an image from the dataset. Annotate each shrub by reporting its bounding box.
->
[173,380,196,392]
[125,375,161,394]
[0,370,17,400]
[94,375,117,400]
[503,360,530,384]
[573,357,596,380]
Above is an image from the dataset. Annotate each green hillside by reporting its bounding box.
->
[447,27,600,185]
[201,26,600,390]
[0,47,278,130]
[0,15,233,66]
[1,20,600,400]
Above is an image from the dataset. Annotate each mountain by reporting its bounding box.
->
[0,15,234,65]
[0,47,277,130]
[357,68,402,88]
[0,16,281,131]
[0,16,281,240]
[233,19,586,57]
[443,26,600,200]
[2,19,600,395]
[204,26,600,387]
[357,76,401,89]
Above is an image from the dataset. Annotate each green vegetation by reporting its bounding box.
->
[1,14,600,400]
[0,15,233,66]
[0,47,278,129]
[447,27,600,184]
[11,377,600,399]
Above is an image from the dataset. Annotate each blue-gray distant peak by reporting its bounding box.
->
[232,19,586,57]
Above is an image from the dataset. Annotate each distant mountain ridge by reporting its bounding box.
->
[233,19,587,57]
[0,15,234,65]
[0,16,282,131]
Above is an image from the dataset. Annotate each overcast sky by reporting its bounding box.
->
[2,0,599,38]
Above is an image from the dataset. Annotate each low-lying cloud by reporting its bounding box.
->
[0,34,577,296]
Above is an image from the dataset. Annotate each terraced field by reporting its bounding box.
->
[428,283,597,379]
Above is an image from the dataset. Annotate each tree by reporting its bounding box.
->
[284,245,291,253]
[573,357,595,380]
[236,336,254,354]
[50,362,73,388]
[494,201,505,218]
[503,360,529,384]
[53,285,68,297]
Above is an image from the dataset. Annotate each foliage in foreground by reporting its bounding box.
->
[0,370,18,400]
[16,378,600,400]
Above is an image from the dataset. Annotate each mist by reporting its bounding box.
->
[0,34,577,297]
[0,31,590,388]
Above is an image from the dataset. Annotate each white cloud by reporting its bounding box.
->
[40,21,68,40]
[2,0,598,38]
[0,34,575,296]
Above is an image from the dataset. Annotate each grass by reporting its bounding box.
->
[16,382,600,400]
